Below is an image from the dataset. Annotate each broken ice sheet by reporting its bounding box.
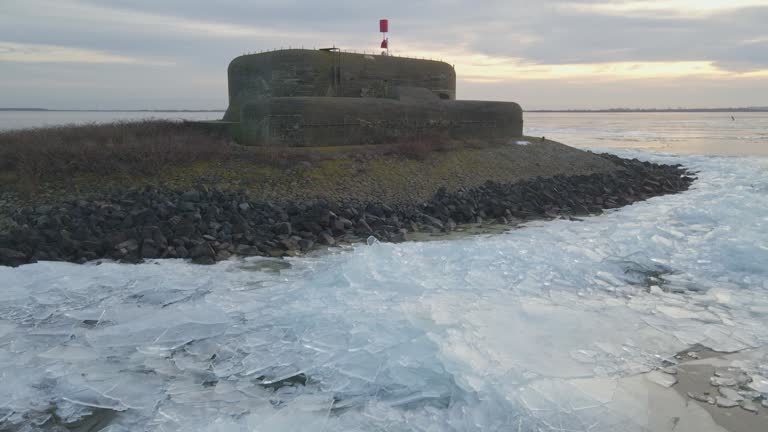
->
[241,394,334,432]
[747,374,768,393]
[129,288,207,307]
[718,387,744,401]
[332,350,384,382]
[715,396,739,408]
[86,304,230,349]
[517,378,620,428]
[62,389,128,412]
[646,371,677,388]
[0,320,15,338]
[56,369,165,411]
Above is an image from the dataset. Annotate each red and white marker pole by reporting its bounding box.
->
[379,19,389,55]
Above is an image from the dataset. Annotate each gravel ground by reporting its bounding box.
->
[224,138,622,207]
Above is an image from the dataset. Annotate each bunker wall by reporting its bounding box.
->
[225,49,456,121]
[239,97,522,147]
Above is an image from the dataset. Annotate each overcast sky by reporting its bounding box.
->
[1,0,767,110]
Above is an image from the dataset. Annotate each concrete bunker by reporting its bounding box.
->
[223,49,523,146]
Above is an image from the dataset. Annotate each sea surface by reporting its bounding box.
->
[526,112,768,156]
[1,112,767,431]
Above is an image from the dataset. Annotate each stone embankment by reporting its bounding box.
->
[0,154,695,267]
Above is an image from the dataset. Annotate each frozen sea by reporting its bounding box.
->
[1,112,768,431]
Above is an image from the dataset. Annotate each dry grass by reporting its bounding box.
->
[0,121,235,179]
[390,132,460,160]
[0,120,488,197]
[0,121,472,175]
[0,124,623,209]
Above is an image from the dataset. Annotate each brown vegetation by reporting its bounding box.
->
[0,121,232,179]
[0,121,521,207]
[0,121,625,214]
[0,121,471,185]
[392,132,459,160]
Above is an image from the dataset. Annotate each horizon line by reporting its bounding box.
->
[1,107,767,113]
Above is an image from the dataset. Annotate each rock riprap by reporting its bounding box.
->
[0,154,695,267]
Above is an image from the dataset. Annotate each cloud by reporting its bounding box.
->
[0,41,172,65]
[0,0,766,109]
[560,0,768,17]
[444,3,768,72]
[0,61,224,110]
[6,0,328,41]
[460,74,768,110]
[6,0,768,71]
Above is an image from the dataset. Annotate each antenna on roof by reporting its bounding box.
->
[379,19,389,56]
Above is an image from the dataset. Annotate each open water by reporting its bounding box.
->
[0,111,767,431]
[526,112,768,156]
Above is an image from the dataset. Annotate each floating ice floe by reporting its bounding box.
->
[647,371,678,388]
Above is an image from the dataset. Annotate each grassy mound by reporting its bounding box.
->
[0,120,620,209]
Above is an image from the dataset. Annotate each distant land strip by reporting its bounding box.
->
[527,107,768,113]
[0,108,225,112]
[1,107,766,113]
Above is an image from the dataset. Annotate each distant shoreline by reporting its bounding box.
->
[528,108,768,113]
[1,108,765,113]
[0,109,225,112]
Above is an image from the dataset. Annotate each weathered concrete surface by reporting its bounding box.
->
[224,49,456,122]
[239,97,523,147]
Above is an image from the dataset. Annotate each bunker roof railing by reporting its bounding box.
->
[238,47,448,65]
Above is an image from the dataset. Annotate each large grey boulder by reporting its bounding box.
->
[0,248,29,267]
